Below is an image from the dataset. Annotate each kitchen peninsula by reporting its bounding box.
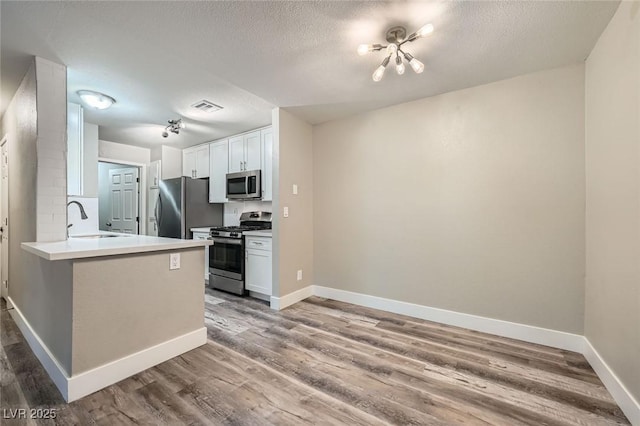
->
[17,234,211,402]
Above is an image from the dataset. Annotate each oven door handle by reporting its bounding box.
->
[211,237,243,245]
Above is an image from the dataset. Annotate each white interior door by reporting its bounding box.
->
[0,141,8,300]
[108,167,139,234]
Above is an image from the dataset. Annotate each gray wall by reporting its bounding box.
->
[313,64,586,333]
[1,57,72,372]
[585,1,640,403]
[272,108,314,297]
[71,248,203,374]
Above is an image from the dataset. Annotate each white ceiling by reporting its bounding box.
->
[1,1,619,149]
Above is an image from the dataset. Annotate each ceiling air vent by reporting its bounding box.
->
[191,100,223,113]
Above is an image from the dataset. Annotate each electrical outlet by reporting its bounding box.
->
[297,270,303,281]
[283,206,289,218]
[292,184,298,195]
[170,253,181,270]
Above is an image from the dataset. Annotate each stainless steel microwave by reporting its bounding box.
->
[226,170,262,200]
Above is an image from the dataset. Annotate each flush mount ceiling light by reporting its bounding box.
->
[358,23,433,82]
[162,118,185,138]
[77,90,116,110]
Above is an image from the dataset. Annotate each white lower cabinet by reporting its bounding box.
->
[192,231,210,282]
[245,236,272,296]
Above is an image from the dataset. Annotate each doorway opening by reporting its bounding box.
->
[0,136,8,302]
[98,161,141,234]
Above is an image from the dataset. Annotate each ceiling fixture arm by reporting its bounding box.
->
[404,23,434,44]
[359,23,433,82]
[357,43,388,55]
[372,54,392,82]
[162,118,185,138]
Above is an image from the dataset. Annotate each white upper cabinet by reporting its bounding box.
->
[260,128,273,202]
[195,145,210,178]
[245,131,261,171]
[148,160,161,188]
[209,140,229,203]
[228,131,261,173]
[228,136,245,173]
[182,144,210,178]
[182,150,195,178]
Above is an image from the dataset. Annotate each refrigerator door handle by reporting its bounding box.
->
[157,193,163,227]
[154,195,159,224]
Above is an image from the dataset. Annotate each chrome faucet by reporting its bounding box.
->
[67,200,88,230]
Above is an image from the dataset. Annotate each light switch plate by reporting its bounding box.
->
[283,206,289,218]
[170,253,181,270]
[292,184,298,195]
[297,270,303,281]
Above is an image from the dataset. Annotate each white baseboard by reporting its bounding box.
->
[583,338,640,425]
[8,297,207,402]
[270,285,314,310]
[8,298,69,399]
[66,327,206,402]
[312,286,585,352]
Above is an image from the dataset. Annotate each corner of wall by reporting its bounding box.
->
[271,108,314,300]
[35,57,67,242]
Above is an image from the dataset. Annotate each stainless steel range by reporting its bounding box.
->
[209,211,272,295]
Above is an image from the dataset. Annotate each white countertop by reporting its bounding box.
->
[22,232,212,261]
[243,230,272,237]
[191,227,213,233]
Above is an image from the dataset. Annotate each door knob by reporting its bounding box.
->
[106,222,112,227]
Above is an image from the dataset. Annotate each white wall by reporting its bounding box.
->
[313,64,586,333]
[161,145,182,179]
[272,108,313,297]
[82,122,99,197]
[223,201,272,226]
[150,145,182,179]
[98,139,150,165]
[67,196,98,236]
[585,0,640,405]
[35,57,67,242]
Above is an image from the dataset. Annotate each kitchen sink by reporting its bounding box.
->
[70,234,128,239]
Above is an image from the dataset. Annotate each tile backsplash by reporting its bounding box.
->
[67,196,99,236]
[223,201,272,226]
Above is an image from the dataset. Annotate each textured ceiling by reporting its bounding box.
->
[1,1,619,148]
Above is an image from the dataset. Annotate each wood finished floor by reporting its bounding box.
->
[0,291,630,425]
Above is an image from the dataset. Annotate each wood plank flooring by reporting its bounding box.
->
[0,291,630,425]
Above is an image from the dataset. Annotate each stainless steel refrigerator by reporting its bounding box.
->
[156,177,223,239]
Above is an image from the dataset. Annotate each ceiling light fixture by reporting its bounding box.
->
[357,23,433,82]
[77,90,116,110]
[162,118,185,138]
